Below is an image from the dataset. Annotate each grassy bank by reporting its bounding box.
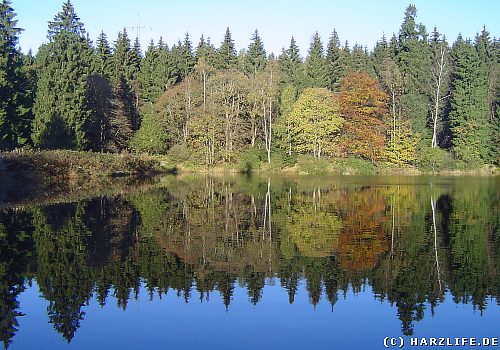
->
[165,154,499,176]
[0,150,170,204]
[0,150,497,205]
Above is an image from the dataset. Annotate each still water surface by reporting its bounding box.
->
[1,175,499,349]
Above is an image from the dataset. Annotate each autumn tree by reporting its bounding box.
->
[289,88,343,159]
[206,69,249,162]
[339,72,389,161]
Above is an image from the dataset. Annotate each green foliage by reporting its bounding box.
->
[32,1,92,150]
[278,37,303,89]
[0,0,31,150]
[167,144,191,164]
[296,156,330,174]
[417,146,450,172]
[385,120,419,165]
[449,36,490,164]
[130,106,168,154]
[216,27,237,70]
[289,88,343,159]
[326,29,341,91]
[333,157,376,175]
[244,29,266,75]
[237,147,263,173]
[304,32,328,88]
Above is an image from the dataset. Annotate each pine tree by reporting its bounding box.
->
[448,36,490,163]
[0,0,30,149]
[32,0,92,150]
[326,30,341,91]
[244,29,267,75]
[304,32,328,88]
[216,27,237,70]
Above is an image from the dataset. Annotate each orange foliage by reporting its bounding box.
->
[339,72,389,161]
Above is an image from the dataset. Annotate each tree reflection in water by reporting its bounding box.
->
[0,175,498,346]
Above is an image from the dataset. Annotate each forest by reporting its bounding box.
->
[0,0,499,172]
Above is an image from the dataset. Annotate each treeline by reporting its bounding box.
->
[1,176,499,345]
[1,0,499,168]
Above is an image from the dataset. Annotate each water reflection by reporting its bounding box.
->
[0,175,499,347]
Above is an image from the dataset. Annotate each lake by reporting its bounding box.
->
[0,175,499,349]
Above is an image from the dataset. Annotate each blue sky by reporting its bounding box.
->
[12,0,500,56]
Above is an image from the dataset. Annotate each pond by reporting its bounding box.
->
[0,175,499,349]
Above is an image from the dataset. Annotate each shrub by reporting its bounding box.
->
[297,156,330,174]
[167,144,191,164]
[238,147,262,173]
[334,157,376,175]
[417,147,451,172]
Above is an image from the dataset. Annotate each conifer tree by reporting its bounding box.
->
[278,37,303,89]
[396,5,431,141]
[139,40,159,105]
[111,29,139,133]
[216,27,237,70]
[0,0,30,149]
[244,29,267,75]
[95,31,113,78]
[154,38,178,91]
[32,0,92,150]
[304,32,328,88]
[326,30,341,91]
[179,32,195,79]
[448,36,490,163]
[337,40,353,78]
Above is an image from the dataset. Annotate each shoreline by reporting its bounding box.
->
[0,150,498,206]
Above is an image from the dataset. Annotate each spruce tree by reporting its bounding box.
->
[179,32,195,79]
[491,37,500,164]
[326,30,341,91]
[396,5,432,141]
[112,29,139,132]
[337,40,353,78]
[449,36,490,163]
[244,29,267,75]
[278,37,303,89]
[0,0,30,149]
[95,31,113,78]
[304,32,328,88]
[154,38,177,91]
[32,0,92,150]
[139,40,159,105]
[216,27,237,70]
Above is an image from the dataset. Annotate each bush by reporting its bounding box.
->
[417,147,451,172]
[333,157,376,175]
[297,156,330,174]
[167,144,191,164]
[238,147,262,173]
